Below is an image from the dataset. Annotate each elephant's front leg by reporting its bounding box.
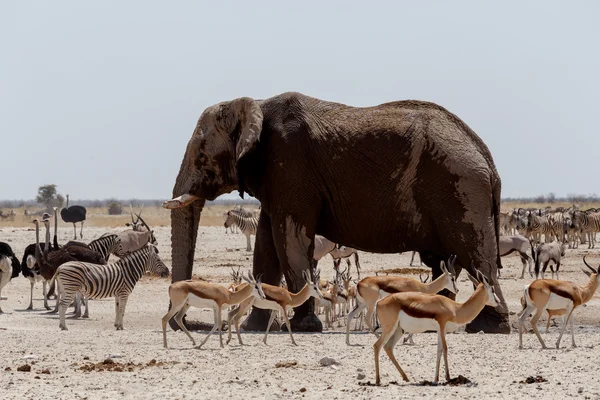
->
[272,215,322,333]
[241,210,282,332]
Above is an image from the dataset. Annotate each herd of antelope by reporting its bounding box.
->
[2,203,600,386]
[158,205,600,385]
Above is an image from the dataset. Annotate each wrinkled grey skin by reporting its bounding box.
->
[164,92,509,333]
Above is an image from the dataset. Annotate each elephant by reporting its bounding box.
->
[164,92,510,334]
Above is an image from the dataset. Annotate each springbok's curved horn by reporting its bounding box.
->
[582,255,597,273]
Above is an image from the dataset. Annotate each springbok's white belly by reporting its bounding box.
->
[545,293,571,311]
[444,321,461,333]
[398,311,439,333]
[185,294,218,310]
[252,298,282,311]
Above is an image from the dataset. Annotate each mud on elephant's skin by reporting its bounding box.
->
[164,91,509,334]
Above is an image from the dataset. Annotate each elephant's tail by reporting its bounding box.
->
[491,177,503,276]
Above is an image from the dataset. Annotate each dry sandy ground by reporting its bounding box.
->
[1,226,600,399]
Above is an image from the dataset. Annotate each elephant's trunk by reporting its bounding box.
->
[164,160,209,330]
[170,201,204,282]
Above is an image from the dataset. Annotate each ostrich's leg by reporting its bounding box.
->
[80,221,84,239]
[27,280,34,310]
[72,223,77,240]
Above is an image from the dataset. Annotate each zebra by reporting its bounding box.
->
[224,210,259,251]
[88,234,122,262]
[525,212,555,245]
[572,210,600,249]
[54,244,169,330]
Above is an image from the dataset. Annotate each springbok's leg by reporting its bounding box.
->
[174,303,195,345]
[440,326,450,381]
[162,301,189,348]
[280,305,297,346]
[346,301,367,345]
[570,312,576,348]
[217,306,224,348]
[530,307,547,349]
[383,326,409,382]
[263,310,277,345]
[197,307,219,349]
[518,303,536,349]
[435,329,443,382]
[556,304,574,349]
[374,324,402,385]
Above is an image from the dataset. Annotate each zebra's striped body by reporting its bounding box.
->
[572,211,600,249]
[55,245,169,330]
[224,210,259,251]
[89,234,122,262]
[526,213,555,245]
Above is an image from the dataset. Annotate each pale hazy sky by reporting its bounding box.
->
[2,1,599,201]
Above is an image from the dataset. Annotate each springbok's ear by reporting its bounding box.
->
[231,97,263,162]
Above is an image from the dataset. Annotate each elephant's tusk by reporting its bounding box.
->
[162,193,200,209]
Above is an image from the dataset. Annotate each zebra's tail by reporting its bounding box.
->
[50,266,62,286]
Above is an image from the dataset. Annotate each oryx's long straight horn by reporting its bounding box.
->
[135,212,151,232]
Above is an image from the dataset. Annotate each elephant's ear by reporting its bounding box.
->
[231,97,263,162]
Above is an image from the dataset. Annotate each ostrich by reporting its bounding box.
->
[0,242,21,312]
[60,194,86,240]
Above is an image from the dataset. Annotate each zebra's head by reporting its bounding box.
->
[146,245,169,278]
[571,211,583,229]
[224,211,234,229]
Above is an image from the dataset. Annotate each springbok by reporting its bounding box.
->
[373,268,499,385]
[346,256,458,346]
[226,270,323,346]
[518,255,600,349]
[161,272,265,349]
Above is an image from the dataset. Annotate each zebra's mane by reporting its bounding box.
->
[112,245,152,268]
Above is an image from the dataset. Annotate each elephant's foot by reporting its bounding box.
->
[285,312,323,333]
[465,306,510,334]
[240,308,275,331]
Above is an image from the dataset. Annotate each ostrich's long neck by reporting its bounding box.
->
[54,210,58,235]
[43,222,50,259]
[34,221,42,261]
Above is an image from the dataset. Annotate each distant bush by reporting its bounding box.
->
[108,202,123,215]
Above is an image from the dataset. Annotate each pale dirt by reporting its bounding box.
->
[1,225,600,399]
